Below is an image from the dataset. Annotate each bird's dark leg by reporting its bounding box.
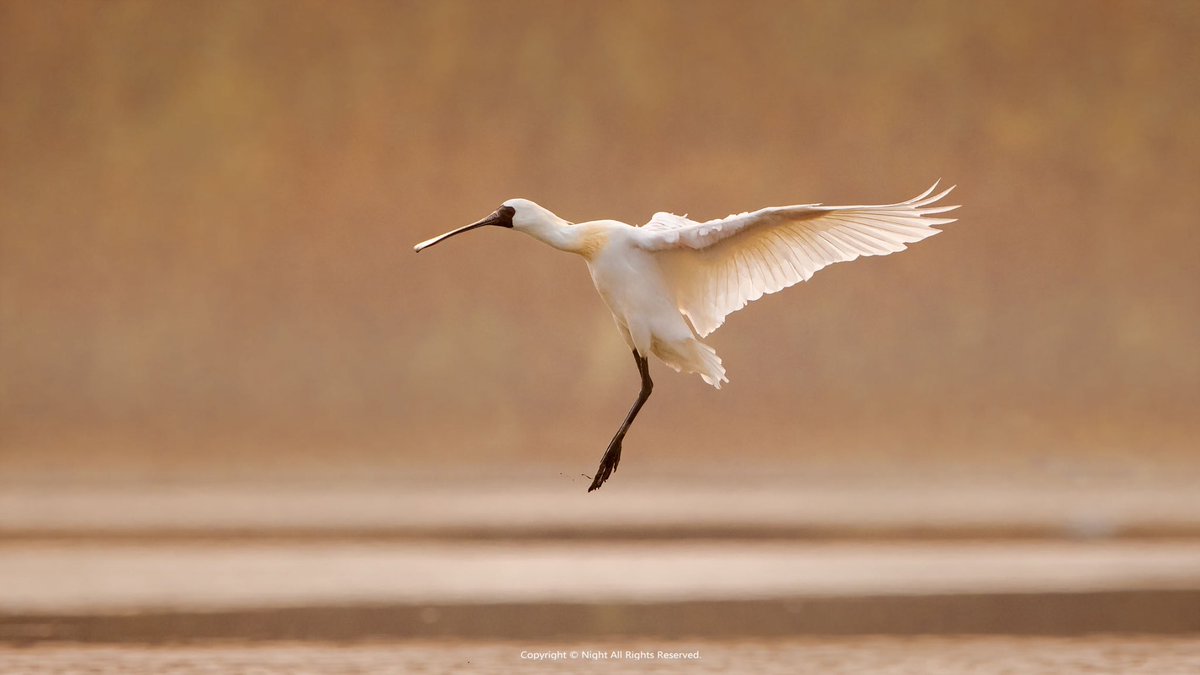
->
[588,349,653,492]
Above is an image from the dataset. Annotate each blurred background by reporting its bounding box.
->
[3,2,1200,665]
[2,0,1198,485]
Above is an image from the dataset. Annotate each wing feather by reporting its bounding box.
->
[637,182,958,337]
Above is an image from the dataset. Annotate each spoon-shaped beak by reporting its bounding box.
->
[414,209,511,252]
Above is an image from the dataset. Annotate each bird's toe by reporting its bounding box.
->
[586,441,623,492]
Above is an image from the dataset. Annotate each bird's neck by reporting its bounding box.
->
[519,212,580,252]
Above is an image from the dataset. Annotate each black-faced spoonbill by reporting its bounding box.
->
[413,183,958,491]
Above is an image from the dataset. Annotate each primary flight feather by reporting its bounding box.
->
[414,182,959,490]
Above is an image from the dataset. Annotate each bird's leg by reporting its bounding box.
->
[588,349,653,492]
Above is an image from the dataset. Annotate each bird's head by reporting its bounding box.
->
[413,199,559,252]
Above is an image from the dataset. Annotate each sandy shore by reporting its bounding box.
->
[2,540,1200,640]
[3,480,1199,643]
[3,638,1200,674]
[4,478,1200,540]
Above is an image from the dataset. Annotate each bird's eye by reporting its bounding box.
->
[495,205,516,227]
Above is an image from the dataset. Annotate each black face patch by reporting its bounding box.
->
[495,205,516,228]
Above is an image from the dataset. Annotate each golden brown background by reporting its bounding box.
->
[2,0,1197,483]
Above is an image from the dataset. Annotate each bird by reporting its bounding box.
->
[413,182,958,491]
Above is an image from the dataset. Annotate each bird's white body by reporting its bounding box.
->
[487,182,958,388]
[413,183,958,490]
[582,223,727,386]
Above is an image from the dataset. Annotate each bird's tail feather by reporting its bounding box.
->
[652,337,727,389]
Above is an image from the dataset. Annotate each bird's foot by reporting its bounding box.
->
[587,437,623,492]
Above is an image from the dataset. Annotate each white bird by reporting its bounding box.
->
[414,182,958,491]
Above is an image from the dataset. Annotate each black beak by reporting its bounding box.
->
[413,206,515,252]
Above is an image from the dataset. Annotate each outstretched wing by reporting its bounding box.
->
[637,182,958,337]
